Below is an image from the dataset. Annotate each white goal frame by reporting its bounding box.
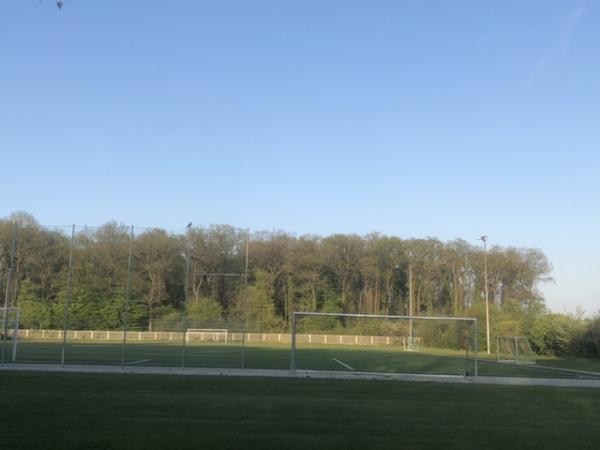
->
[290,312,478,377]
[496,336,537,364]
[0,307,20,363]
[185,328,228,344]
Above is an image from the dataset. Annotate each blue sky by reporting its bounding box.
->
[1,1,598,314]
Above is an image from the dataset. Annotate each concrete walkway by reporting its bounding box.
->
[2,363,600,388]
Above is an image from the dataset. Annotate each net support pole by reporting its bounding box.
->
[60,225,75,367]
[1,223,17,366]
[290,312,297,371]
[241,230,249,369]
[120,225,134,368]
[474,318,478,378]
[514,336,519,364]
[12,308,20,362]
[496,336,500,361]
[408,263,413,345]
[181,227,192,369]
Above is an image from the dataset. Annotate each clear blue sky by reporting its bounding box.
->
[1,1,598,314]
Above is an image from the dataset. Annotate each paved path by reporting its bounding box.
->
[2,363,600,388]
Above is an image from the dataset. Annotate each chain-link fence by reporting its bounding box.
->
[1,221,479,376]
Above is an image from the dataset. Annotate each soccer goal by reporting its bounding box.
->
[185,328,228,344]
[0,307,20,363]
[496,336,537,364]
[290,312,478,377]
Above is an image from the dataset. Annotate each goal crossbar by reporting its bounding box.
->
[292,312,477,322]
[290,312,478,377]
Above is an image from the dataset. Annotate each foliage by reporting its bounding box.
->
[529,314,583,356]
[1,212,562,351]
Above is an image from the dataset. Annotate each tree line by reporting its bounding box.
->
[1,212,597,357]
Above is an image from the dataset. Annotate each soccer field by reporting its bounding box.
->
[1,370,599,450]
[9,340,599,379]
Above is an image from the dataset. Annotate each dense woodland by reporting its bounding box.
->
[1,212,598,357]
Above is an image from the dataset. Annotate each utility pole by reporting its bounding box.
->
[479,236,490,354]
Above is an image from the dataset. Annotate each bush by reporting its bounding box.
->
[186,298,224,328]
[529,314,582,356]
[578,316,600,358]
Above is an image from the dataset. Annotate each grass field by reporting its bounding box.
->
[8,340,600,379]
[1,370,600,449]
[536,356,600,373]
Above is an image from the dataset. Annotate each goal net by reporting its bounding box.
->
[290,312,478,377]
[0,307,20,363]
[185,328,228,344]
[496,336,537,364]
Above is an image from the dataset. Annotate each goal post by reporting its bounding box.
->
[290,312,478,377]
[496,336,537,364]
[0,307,20,363]
[185,328,228,344]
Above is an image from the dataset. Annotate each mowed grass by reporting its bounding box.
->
[536,357,600,373]
[1,371,600,450]
[12,340,599,379]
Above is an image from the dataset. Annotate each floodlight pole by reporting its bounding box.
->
[1,223,17,366]
[60,225,75,366]
[479,236,491,354]
[120,225,134,368]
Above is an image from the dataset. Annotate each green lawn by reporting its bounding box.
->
[11,340,599,379]
[1,371,599,449]
[536,356,600,373]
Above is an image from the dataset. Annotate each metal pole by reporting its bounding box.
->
[60,225,75,366]
[408,263,413,346]
[496,336,500,361]
[11,308,20,362]
[120,225,134,368]
[514,336,519,363]
[181,224,192,369]
[1,223,17,366]
[241,230,249,369]
[292,311,477,321]
[480,236,491,354]
[290,312,297,371]
[474,318,478,378]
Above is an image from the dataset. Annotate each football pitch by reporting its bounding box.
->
[9,340,600,379]
[1,370,600,449]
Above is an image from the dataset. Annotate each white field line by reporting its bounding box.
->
[333,358,354,371]
[125,359,150,365]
